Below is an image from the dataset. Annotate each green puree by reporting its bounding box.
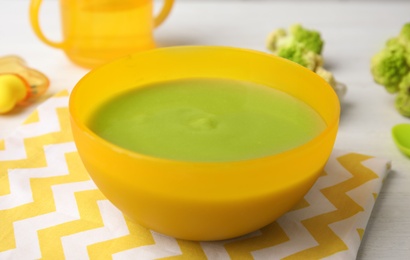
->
[89,78,326,162]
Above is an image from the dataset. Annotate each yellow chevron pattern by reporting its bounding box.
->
[0,92,390,259]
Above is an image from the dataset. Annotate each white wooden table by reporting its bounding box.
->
[1,0,409,259]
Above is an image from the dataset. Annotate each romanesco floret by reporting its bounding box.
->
[371,41,409,93]
[266,24,323,70]
[397,22,410,48]
[396,73,410,117]
[289,24,324,54]
[395,87,410,117]
[371,23,410,117]
[266,24,323,55]
[276,43,321,70]
[315,67,347,98]
[266,24,346,99]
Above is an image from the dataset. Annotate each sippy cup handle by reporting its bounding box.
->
[29,0,65,49]
[154,0,175,28]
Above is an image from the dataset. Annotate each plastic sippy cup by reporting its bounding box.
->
[0,56,49,114]
[30,0,175,68]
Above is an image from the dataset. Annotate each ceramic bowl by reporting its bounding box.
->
[69,46,340,241]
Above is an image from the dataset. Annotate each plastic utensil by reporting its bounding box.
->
[392,123,410,157]
[0,74,29,113]
[0,56,49,114]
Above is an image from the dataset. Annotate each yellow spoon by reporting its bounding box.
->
[392,123,410,157]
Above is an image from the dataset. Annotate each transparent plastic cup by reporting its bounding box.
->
[30,0,174,68]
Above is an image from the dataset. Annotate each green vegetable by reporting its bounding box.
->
[266,24,346,99]
[371,23,410,117]
[266,24,324,70]
[276,43,322,70]
[396,74,410,117]
[371,41,409,93]
[266,24,324,55]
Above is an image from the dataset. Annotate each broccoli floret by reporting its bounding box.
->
[266,24,346,99]
[266,24,324,71]
[395,73,410,117]
[316,67,347,98]
[290,24,324,54]
[266,24,325,70]
[371,23,410,117]
[397,23,410,47]
[266,29,287,53]
[395,88,410,117]
[371,23,410,93]
[276,43,322,70]
[266,24,324,55]
[399,71,410,90]
[371,43,409,93]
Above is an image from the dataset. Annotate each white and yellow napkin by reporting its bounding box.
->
[0,92,390,259]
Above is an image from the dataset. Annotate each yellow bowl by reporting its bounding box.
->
[69,46,340,241]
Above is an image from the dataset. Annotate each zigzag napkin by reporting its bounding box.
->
[0,91,390,259]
